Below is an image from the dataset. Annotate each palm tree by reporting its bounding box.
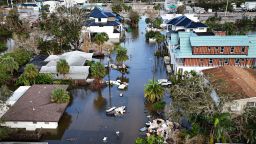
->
[155,33,165,54]
[57,59,70,78]
[0,56,19,75]
[116,45,129,68]
[51,88,70,103]
[24,64,39,84]
[129,10,140,28]
[116,45,129,81]
[144,80,164,103]
[91,62,106,89]
[94,32,109,53]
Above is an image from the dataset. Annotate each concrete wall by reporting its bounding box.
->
[87,26,120,39]
[2,121,58,131]
[223,97,256,114]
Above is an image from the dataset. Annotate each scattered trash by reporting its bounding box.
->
[142,118,180,142]
[120,93,123,97]
[66,138,77,141]
[147,115,151,118]
[140,127,147,132]
[164,56,170,65]
[106,107,116,113]
[118,84,127,90]
[106,106,126,116]
[117,80,121,83]
[116,131,120,136]
[158,79,172,86]
[103,137,107,143]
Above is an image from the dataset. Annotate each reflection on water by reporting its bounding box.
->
[44,17,170,144]
[93,90,107,111]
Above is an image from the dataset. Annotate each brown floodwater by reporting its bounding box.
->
[43,17,170,144]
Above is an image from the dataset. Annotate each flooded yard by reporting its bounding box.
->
[44,17,170,144]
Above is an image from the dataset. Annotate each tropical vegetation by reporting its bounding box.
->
[129,11,140,28]
[0,56,19,75]
[135,135,164,144]
[51,88,70,103]
[93,32,109,53]
[90,62,106,89]
[144,80,164,103]
[57,59,70,78]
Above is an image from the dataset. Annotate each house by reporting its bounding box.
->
[83,7,124,43]
[39,51,93,80]
[245,0,256,11]
[1,85,69,131]
[166,16,208,33]
[167,32,256,73]
[203,66,256,114]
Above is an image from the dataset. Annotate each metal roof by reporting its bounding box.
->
[171,32,256,59]
[190,35,250,47]
[167,16,207,28]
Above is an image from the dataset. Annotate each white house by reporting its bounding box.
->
[166,16,208,33]
[83,7,124,43]
[1,85,69,131]
[245,0,256,11]
[203,66,256,115]
[40,51,93,80]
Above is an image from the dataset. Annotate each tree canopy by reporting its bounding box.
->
[144,80,164,103]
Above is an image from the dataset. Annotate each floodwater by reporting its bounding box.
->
[44,17,170,144]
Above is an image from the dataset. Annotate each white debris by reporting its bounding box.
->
[158,79,168,84]
[117,80,121,83]
[118,84,127,90]
[106,106,126,116]
[116,131,120,136]
[106,107,116,113]
[103,137,107,142]
[120,93,123,97]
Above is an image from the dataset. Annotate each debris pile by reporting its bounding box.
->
[141,118,180,142]
[106,106,126,116]
[106,80,129,90]
[158,79,172,86]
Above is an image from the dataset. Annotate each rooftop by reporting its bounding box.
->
[2,85,69,122]
[203,66,256,101]
[89,7,116,18]
[167,16,207,28]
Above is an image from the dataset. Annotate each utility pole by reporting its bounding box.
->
[225,0,229,16]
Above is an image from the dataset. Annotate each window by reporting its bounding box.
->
[14,122,18,124]
[208,47,211,51]
[215,47,219,51]
[209,58,213,64]
[200,59,203,62]
[235,58,240,64]
[45,122,49,124]
[241,47,246,53]
[230,47,234,53]
[241,58,245,62]
[199,28,204,30]
[247,102,256,107]
[33,122,37,124]
[220,47,224,53]
[224,58,229,64]
[98,18,101,22]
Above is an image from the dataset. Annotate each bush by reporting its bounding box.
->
[145,31,161,41]
[2,49,32,66]
[152,101,166,111]
[51,88,70,103]
[0,41,7,52]
[35,73,53,84]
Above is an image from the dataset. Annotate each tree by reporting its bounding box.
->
[56,59,70,78]
[93,32,109,53]
[177,5,185,14]
[153,4,161,15]
[91,62,106,89]
[129,11,140,28]
[135,135,164,144]
[0,56,19,75]
[40,6,86,51]
[2,49,32,66]
[116,45,129,68]
[51,88,70,103]
[23,64,39,84]
[144,80,164,103]
[169,71,216,122]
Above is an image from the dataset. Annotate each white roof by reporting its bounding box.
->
[40,66,90,74]
[6,86,31,106]
[44,51,93,66]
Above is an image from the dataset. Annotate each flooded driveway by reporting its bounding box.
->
[45,17,169,144]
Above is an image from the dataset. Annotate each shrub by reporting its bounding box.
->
[0,41,7,52]
[152,101,166,111]
[2,49,32,66]
[35,73,53,84]
[51,88,70,103]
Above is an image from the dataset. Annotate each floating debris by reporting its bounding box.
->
[106,106,126,116]
[116,131,120,136]
[118,84,127,90]
[140,127,147,132]
[103,137,107,143]
[120,93,123,97]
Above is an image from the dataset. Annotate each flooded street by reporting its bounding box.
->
[45,17,170,144]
